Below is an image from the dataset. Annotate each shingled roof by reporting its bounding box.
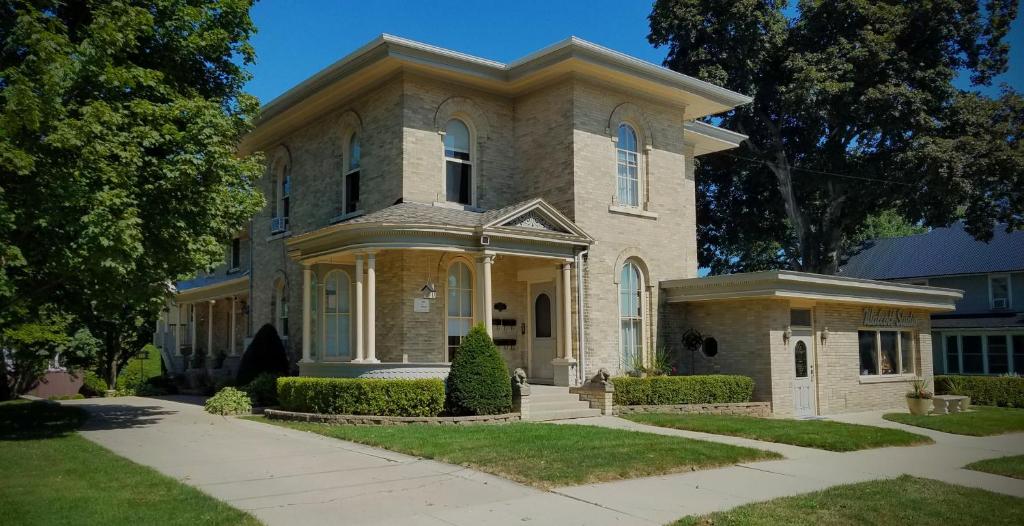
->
[839,222,1024,280]
[337,199,531,228]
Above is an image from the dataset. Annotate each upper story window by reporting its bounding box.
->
[443,119,473,205]
[229,238,241,271]
[616,123,640,208]
[270,158,290,233]
[990,274,1011,310]
[344,133,361,214]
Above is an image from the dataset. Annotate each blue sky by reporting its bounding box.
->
[245,0,1022,105]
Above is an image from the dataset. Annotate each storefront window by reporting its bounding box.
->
[859,329,915,376]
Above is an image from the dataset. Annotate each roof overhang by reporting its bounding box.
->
[240,35,752,155]
[286,199,592,262]
[662,270,963,312]
[684,121,747,156]
[174,275,249,304]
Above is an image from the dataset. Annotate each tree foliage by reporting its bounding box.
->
[0,0,264,386]
[649,0,1023,274]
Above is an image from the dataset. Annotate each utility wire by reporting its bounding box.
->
[718,152,918,187]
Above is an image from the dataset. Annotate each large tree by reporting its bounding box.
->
[0,0,264,386]
[649,0,1023,274]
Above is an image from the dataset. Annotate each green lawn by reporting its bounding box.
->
[966,455,1024,480]
[622,413,932,451]
[673,475,1024,525]
[250,417,781,488]
[883,406,1024,436]
[0,400,259,526]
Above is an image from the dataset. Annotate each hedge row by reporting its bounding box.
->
[613,375,755,406]
[935,375,1024,408]
[277,377,445,417]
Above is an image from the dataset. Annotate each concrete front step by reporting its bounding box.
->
[530,399,593,411]
[529,408,602,422]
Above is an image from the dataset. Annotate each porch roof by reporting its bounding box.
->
[173,272,249,303]
[661,270,963,312]
[287,198,592,261]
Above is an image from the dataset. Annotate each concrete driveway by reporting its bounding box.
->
[66,396,644,526]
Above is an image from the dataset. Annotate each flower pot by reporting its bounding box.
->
[906,397,932,416]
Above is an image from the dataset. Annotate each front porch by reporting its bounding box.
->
[287,199,592,386]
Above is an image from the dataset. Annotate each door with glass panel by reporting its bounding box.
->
[322,271,351,360]
[792,332,816,417]
[529,283,556,382]
[446,262,473,362]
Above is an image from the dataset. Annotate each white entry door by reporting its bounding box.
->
[792,334,817,417]
[530,283,556,382]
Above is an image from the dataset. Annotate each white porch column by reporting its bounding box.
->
[301,265,313,363]
[189,303,196,352]
[230,296,237,356]
[207,300,215,359]
[365,252,378,363]
[551,261,577,386]
[353,254,364,362]
[479,254,494,336]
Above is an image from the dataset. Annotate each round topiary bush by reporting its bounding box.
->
[243,372,279,407]
[204,387,253,415]
[236,324,289,386]
[445,324,513,416]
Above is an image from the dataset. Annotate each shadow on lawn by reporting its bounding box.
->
[1,400,179,440]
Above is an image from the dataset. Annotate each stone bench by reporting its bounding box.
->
[932,395,969,414]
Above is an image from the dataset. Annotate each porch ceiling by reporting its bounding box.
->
[287,198,591,262]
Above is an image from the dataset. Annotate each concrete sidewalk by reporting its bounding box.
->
[552,412,1024,523]
[66,397,1024,525]
[66,397,646,526]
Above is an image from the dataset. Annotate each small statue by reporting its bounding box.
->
[512,368,528,386]
[592,368,611,386]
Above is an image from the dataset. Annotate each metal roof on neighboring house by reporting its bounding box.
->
[839,222,1024,280]
[931,312,1024,330]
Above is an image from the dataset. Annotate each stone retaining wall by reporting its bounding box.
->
[614,402,771,417]
[264,408,520,425]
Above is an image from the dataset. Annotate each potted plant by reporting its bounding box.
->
[906,378,933,415]
[943,375,970,410]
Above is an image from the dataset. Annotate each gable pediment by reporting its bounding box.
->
[483,199,593,242]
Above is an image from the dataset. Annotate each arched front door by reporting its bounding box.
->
[792,333,817,417]
[530,283,556,382]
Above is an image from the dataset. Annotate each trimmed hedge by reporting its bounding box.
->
[445,324,513,416]
[935,375,1024,407]
[277,377,445,417]
[613,375,755,406]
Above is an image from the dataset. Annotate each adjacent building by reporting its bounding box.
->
[154,35,961,416]
[841,222,1024,376]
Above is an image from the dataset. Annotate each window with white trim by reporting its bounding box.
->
[229,238,241,271]
[446,261,473,361]
[619,261,644,371]
[990,274,1011,310]
[273,278,288,338]
[344,133,361,214]
[321,270,351,360]
[615,123,640,207]
[942,332,1024,375]
[270,159,290,233]
[858,329,915,376]
[443,119,472,205]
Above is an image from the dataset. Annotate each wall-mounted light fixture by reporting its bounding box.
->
[821,326,830,343]
[783,325,793,344]
[420,283,437,299]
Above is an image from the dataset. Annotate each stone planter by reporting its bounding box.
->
[906,396,932,416]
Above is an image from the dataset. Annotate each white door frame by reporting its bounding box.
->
[791,330,817,417]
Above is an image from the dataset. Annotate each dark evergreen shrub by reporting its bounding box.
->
[243,372,279,406]
[445,324,512,415]
[236,324,289,386]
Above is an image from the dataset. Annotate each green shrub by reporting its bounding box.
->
[48,394,85,400]
[236,324,289,386]
[243,373,279,406]
[204,387,253,415]
[79,371,108,397]
[612,375,755,405]
[935,375,1024,407]
[445,324,513,415]
[116,344,163,389]
[277,377,445,417]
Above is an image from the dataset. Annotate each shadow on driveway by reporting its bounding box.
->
[75,402,179,432]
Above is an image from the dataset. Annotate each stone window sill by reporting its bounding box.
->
[330,210,365,224]
[608,204,658,219]
[858,374,918,384]
[266,230,291,242]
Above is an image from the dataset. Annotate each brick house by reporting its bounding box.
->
[154,35,961,416]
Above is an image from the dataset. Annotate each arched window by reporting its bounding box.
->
[616,123,640,207]
[274,278,289,338]
[444,119,472,205]
[534,293,552,338]
[446,261,473,361]
[344,133,361,214]
[270,158,290,233]
[321,270,351,360]
[619,261,644,371]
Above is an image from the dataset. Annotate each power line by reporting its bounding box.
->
[718,152,918,187]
